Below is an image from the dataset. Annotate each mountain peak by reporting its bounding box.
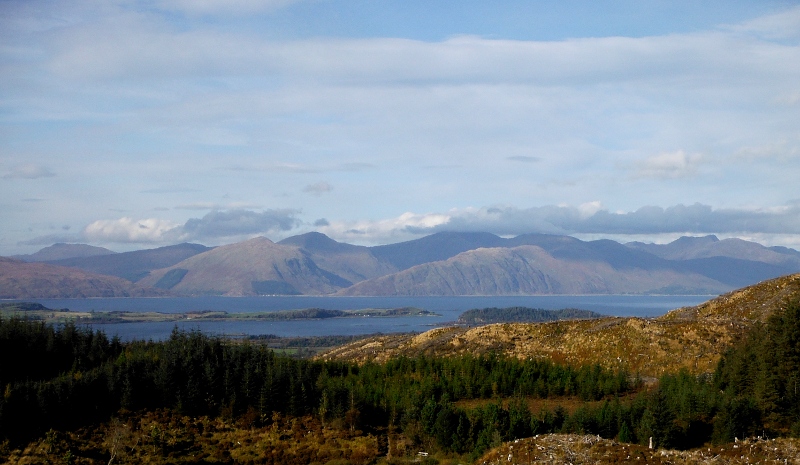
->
[671,235,719,245]
[278,232,353,253]
[17,243,116,262]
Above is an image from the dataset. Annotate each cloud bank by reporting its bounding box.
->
[19,202,800,250]
[80,209,300,244]
[316,203,800,245]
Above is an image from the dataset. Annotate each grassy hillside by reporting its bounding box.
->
[321,273,800,378]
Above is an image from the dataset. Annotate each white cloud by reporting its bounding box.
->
[578,201,604,218]
[727,5,800,40]
[633,151,702,179]
[83,217,182,243]
[317,211,452,244]
[80,209,300,244]
[316,202,800,246]
[3,164,55,179]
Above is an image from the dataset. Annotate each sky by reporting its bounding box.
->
[2,0,800,255]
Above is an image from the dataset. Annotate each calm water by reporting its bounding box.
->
[16,295,713,341]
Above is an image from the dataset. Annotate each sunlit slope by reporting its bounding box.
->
[139,236,351,296]
[320,273,800,378]
[0,257,162,298]
[337,245,732,296]
[278,231,397,283]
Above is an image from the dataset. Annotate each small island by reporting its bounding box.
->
[457,306,604,324]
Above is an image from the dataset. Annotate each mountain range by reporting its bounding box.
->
[2,232,799,298]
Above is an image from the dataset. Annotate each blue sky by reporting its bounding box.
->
[2,0,800,255]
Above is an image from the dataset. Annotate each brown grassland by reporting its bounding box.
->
[318,273,800,379]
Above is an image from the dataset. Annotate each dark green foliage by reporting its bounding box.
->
[250,308,347,320]
[0,316,635,457]
[458,307,603,324]
[714,300,800,438]
[0,316,121,388]
[0,302,52,311]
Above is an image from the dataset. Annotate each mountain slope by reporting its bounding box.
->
[509,234,670,270]
[278,232,397,283]
[46,243,211,282]
[369,231,506,270]
[321,273,800,378]
[627,235,800,269]
[14,243,115,262]
[337,245,731,296]
[138,237,351,296]
[365,232,796,291]
[0,257,162,298]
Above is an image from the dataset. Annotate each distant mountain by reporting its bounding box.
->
[0,257,162,298]
[138,237,352,296]
[370,231,505,270]
[346,232,796,295]
[337,245,731,296]
[278,232,397,283]
[675,256,797,288]
[14,243,115,262]
[46,243,211,282]
[508,234,672,270]
[10,232,800,297]
[626,235,800,269]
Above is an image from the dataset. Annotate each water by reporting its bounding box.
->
[14,295,713,341]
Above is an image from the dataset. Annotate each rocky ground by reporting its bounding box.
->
[476,434,800,465]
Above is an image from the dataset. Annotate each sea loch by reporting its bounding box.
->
[15,295,713,341]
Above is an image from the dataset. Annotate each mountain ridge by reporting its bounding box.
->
[3,232,800,298]
[338,245,735,296]
[45,242,211,282]
[137,237,352,296]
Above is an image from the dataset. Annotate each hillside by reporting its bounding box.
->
[321,273,800,378]
[370,231,506,270]
[337,245,732,296]
[278,232,397,282]
[0,257,163,298]
[46,242,211,282]
[137,237,352,296]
